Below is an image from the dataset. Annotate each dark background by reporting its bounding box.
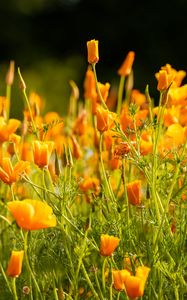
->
[0,0,187,116]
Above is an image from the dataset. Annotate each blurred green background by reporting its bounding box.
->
[0,0,187,118]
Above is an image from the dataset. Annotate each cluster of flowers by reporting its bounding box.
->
[1,39,187,299]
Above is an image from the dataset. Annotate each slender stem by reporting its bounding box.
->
[117,75,125,115]
[10,184,15,201]
[102,257,107,294]
[99,133,116,206]
[12,278,18,300]
[52,275,59,300]
[92,63,108,110]
[81,262,100,300]
[23,231,43,300]
[6,84,11,120]
[0,261,12,294]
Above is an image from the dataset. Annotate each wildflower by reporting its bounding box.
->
[118,51,135,77]
[100,234,120,256]
[126,180,142,205]
[7,199,56,230]
[71,135,82,159]
[155,64,186,89]
[33,141,54,168]
[6,250,24,277]
[6,60,15,86]
[156,70,170,91]
[113,269,131,291]
[0,158,30,185]
[96,105,116,133]
[124,266,150,299]
[0,117,20,143]
[87,39,99,64]
[7,133,21,156]
[96,82,110,104]
[130,89,146,107]
[79,177,100,195]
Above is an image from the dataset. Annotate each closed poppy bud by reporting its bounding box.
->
[33,141,54,168]
[118,51,135,77]
[100,234,120,256]
[126,180,142,205]
[87,39,99,64]
[157,70,169,91]
[6,250,24,277]
[6,61,15,86]
[112,269,131,291]
[96,106,109,132]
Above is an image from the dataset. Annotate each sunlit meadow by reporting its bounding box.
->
[0,40,187,300]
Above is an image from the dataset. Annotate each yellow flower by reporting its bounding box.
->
[7,199,56,230]
[87,39,99,64]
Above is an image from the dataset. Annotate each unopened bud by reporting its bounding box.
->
[6,60,15,86]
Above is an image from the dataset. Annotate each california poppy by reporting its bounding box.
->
[7,199,56,230]
[100,234,120,256]
[126,180,142,206]
[87,39,99,64]
[118,51,135,77]
[0,158,30,185]
[33,140,54,168]
[6,250,24,277]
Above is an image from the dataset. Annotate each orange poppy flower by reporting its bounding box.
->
[112,269,131,291]
[100,234,120,256]
[118,51,135,77]
[96,82,110,104]
[96,106,116,133]
[87,39,99,64]
[0,117,20,143]
[6,250,24,277]
[7,133,21,156]
[0,158,30,185]
[126,180,142,205]
[33,141,54,168]
[124,266,150,299]
[7,199,56,230]
[79,177,100,195]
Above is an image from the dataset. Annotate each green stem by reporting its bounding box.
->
[81,262,100,300]
[0,261,12,294]
[10,184,15,201]
[117,76,125,115]
[6,84,11,120]
[12,278,18,300]
[99,133,116,206]
[23,231,43,300]
[102,257,107,294]
[92,63,108,110]
[52,275,59,300]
